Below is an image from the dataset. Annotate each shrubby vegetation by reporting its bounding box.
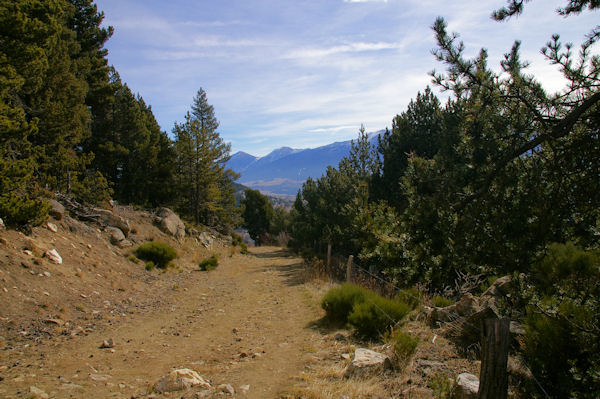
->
[134,242,177,269]
[198,254,219,271]
[296,1,599,396]
[321,284,411,339]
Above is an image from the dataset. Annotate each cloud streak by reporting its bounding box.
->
[95,0,599,156]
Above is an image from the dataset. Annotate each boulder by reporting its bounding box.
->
[429,293,480,328]
[94,208,131,237]
[480,276,514,310]
[199,232,213,247]
[46,199,65,220]
[344,348,391,378]
[156,207,185,239]
[44,249,62,265]
[154,369,210,393]
[452,373,479,399]
[106,227,125,245]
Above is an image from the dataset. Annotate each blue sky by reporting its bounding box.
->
[94,0,598,156]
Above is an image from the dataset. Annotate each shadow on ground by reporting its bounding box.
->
[249,248,294,259]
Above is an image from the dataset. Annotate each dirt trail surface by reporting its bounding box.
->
[0,246,326,398]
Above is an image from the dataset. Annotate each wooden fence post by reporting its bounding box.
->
[346,255,353,283]
[478,317,510,399]
[327,244,332,268]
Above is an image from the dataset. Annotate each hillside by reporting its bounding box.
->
[228,131,384,196]
[0,199,486,398]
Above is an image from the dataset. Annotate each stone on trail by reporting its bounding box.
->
[154,368,210,393]
[29,386,49,399]
[44,249,62,264]
[46,222,58,233]
[100,338,114,349]
[344,348,392,378]
[219,383,235,395]
[452,373,479,399]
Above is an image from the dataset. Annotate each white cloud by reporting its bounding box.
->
[285,41,403,59]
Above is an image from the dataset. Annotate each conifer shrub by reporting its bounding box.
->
[199,254,219,271]
[134,242,177,269]
[231,233,242,246]
[348,296,411,339]
[145,261,155,271]
[321,283,373,323]
[240,243,249,254]
[387,329,419,362]
[522,243,600,398]
[432,295,453,308]
[397,287,423,310]
[0,194,50,227]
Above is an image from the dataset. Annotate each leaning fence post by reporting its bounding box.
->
[478,317,510,399]
[346,255,353,282]
[327,244,332,268]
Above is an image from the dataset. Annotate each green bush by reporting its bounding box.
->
[348,296,411,339]
[387,329,419,362]
[231,233,242,246]
[432,295,453,308]
[134,242,177,269]
[321,283,373,323]
[145,261,155,271]
[199,254,219,271]
[397,287,423,310]
[240,243,249,254]
[0,194,49,227]
[522,243,600,398]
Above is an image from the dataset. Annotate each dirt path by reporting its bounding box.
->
[1,247,326,398]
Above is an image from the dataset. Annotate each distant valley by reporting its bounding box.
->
[227,130,384,197]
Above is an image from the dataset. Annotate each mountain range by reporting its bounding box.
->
[227,130,384,197]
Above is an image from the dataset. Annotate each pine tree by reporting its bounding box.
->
[242,189,274,245]
[173,88,236,228]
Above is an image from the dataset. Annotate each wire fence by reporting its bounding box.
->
[304,245,552,398]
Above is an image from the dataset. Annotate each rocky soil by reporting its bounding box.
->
[0,204,487,398]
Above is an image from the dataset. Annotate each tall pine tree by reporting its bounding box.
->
[173,88,238,228]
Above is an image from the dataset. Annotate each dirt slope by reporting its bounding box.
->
[0,241,328,398]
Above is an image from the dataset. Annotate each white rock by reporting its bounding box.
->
[29,386,49,399]
[344,348,391,378]
[219,384,235,395]
[44,249,62,264]
[452,373,479,399]
[0,217,5,230]
[89,373,112,382]
[100,338,114,348]
[46,222,58,233]
[154,369,210,393]
[239,384,250,394]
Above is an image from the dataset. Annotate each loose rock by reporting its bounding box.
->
[46,222,58,233]
[100,338,114,349]
[44,249,63,265]
[219,383,235,395]
[28,386,49,399]
[452,373,479,399]
[344,348,391,378]
[154,369,210,393]
[46,199,65,220]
